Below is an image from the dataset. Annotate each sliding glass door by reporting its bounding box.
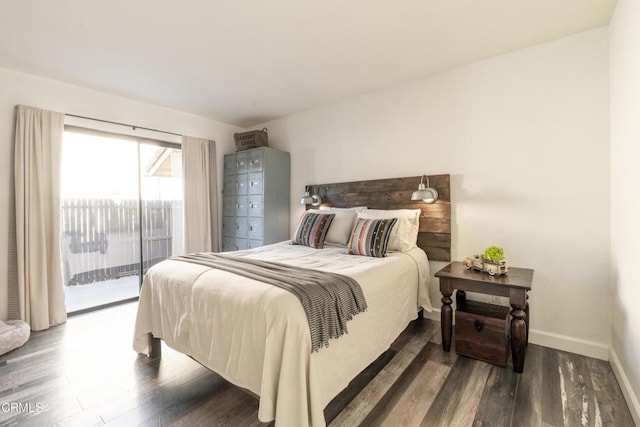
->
[61,129,183,313]
[139,142,184,274]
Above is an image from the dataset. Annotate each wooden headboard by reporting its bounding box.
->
[306,175,451,262]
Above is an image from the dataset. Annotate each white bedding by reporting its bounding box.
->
[133,242,432,426]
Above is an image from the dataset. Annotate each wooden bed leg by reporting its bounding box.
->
[148,334,162,359]
[417,308,424,320]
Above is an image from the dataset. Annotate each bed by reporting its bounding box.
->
[133,175,451,426]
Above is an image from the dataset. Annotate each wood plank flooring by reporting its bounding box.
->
[0,303,634,426]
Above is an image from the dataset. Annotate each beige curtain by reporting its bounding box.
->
[14,105,66,330]
[182,136,219,253]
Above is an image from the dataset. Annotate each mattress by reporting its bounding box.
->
[133,242,432,426]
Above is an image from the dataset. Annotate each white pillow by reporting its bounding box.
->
[358,208,420,252]
[304,206,367,246]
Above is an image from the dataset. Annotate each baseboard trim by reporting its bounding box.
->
[609,348,640,426]
[423,308,609,360]
[528,329,609,360]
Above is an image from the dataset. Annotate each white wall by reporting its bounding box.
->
[0,66,241,321]
[262,28,611,358]
[609,0,640,423]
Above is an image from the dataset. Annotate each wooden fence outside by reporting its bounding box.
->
[61,198,179,286]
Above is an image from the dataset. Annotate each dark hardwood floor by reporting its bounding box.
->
[0,303,634,426]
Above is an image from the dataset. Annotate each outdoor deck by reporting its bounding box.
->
[65,276,139,313]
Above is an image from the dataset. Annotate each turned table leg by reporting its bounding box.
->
[441,289,453,352]
[510,303,527,373]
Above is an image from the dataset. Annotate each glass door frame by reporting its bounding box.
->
[62,125,182,315]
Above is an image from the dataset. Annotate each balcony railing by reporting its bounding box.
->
[61,198,181,287]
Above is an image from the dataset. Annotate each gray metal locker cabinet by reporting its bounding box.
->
[222,147,290,252]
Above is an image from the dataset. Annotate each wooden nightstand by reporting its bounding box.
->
[434,261,534,373]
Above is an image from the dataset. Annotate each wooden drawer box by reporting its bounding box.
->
[455,300,510,367]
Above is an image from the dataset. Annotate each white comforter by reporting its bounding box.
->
[133,242,432,426]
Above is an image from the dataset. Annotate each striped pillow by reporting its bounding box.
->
[291,212,335,249]
[346,218,398,257]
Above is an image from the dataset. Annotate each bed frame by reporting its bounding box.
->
[148,174,451,358]
[305,174,451,262]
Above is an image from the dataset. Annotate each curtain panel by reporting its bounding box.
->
[182,136,219,253]
[14,105,67,330]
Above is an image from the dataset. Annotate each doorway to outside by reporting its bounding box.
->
[61,128,184,314]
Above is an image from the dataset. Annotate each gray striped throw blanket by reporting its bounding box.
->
[173,253,368,352]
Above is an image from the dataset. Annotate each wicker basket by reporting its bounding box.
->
[234,128,268,151]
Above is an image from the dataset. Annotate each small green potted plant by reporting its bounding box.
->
[463,246,509,275]
[481,246,509,275]
[483,246,505,264]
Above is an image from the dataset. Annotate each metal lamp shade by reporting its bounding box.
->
[411,177,439,204]
[300,191,314,205]
[300,191,322,206]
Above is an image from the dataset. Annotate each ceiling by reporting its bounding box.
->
[0,1,616,128]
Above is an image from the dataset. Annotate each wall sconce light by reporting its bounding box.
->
[300,186,322,206]
[411,175,438,204]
